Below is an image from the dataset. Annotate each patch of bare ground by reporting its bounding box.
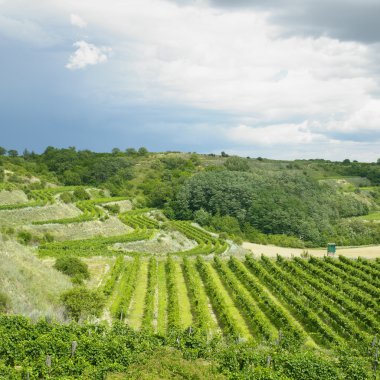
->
[242,242,380,259]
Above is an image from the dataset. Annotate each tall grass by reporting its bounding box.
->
[0,234,71,320]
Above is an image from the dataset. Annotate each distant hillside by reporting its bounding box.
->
[1,147,380,247]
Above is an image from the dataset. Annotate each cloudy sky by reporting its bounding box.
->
[1,0,380,161]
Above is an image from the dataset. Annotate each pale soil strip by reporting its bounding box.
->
[205,262,252,340]
[84,257,114,289]
[127,260,149,330]
[157,261,168,335]
[173,261,193,329]
[153,261,159,333]
[243,242,380,259]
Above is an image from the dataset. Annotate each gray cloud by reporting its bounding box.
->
[199,0,380,44]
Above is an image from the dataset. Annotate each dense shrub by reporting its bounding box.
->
[60,191,74,203]
[17,230,32,244]
[224,156,250,172]
[73,188,90,200]
[103,203,120,215]
[54,256,90,282]
[60,287,105,321]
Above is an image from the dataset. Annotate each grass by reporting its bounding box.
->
[0,189,28,205]
[128,260,149,330]
[202,261,252,340]
[85,257,116,289]
[157,261,167,335]
[0,234,71,320]
[182,258,219,333]
[0,203,81,225]
[172,260,193,329]
[355,211,380,221]
[28,216,131,242]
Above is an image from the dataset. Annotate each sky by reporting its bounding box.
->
[1,0,380,161]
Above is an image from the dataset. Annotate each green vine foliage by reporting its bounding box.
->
[0,315,375,379]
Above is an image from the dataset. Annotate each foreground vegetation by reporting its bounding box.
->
[0,314,377,379]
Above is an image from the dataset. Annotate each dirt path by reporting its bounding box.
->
[242,242,380,259]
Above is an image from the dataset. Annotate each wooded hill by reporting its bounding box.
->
[1,146,380,247]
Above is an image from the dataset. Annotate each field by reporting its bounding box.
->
[90,252,379,351]
[0,183,379,378]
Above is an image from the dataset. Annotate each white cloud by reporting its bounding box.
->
[326,100,380,133]
[70,14,87,28]
[53,1,378,119]
[2,0,380,160]
[227,122,328,146]
[66,40,111,70]
[0,14,57,46]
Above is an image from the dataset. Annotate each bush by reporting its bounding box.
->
[103,203,120,215]
[194,208,212,226]
[224,156,250,172]
[54,256,90,283]
[43,232,54,243]
[60,287,105,321]
[60,192,74,203]
[17,231,32,244]
[73,188,90,201]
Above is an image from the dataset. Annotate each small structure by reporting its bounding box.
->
[327,243,336,256]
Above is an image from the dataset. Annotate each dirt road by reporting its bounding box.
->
[242,242,380,259]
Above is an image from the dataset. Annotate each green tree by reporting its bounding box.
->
[63,170,82,186]
[8,149,18,157]
[125,148,137,156]
[0,147,6,156]
[194,208,212,226]
[138,147,148,155]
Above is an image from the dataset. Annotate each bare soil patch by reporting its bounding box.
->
[243,242,380,259]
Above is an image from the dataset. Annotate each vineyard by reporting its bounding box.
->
[91,253,379,351]
[0,186,379,378]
